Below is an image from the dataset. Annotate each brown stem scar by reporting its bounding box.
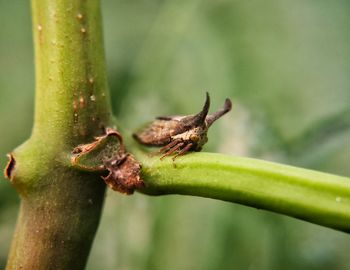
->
[71,128,144,194]
[4,153,16,180]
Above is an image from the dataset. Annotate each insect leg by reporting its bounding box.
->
[159,139,182,153]
[172,142,193,161]
[160,142,184,160]
[149,140,180,158]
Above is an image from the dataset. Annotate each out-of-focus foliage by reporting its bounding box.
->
[1,1,350,269]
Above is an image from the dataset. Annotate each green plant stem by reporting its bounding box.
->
[6,0,112,269]
[136,151,350,233]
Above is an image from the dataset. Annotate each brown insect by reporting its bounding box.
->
[133,93,232,160]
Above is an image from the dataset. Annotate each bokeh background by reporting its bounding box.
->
[1,1,350,269]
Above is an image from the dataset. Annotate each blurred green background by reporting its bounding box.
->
[1,1,350,269]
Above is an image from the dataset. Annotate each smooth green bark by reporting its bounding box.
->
[6,1,112,269]
[137,151,350,233]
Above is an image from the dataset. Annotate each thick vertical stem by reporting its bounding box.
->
[31,0,111,143]
[6,0,112,269]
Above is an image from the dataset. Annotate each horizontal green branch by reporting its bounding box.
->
[135,151,350,233]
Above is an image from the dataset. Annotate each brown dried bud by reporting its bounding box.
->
[71,128,144,194]
[103,154,144,194]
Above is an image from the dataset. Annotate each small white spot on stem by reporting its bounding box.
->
[37,24,43,31]
[77,13,83,20]
[81,28,86,33]
[79,96,85,108]
[90,95,96,101]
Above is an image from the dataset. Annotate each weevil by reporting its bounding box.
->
[133,93,232,160]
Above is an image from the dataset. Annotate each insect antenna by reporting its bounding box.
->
[206,98,232,127]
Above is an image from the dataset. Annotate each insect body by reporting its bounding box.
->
[133,93,232,160]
